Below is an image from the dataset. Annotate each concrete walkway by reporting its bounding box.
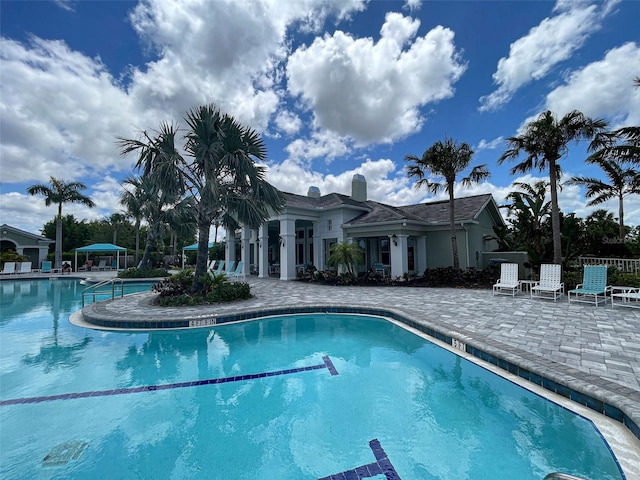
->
[77,275,640,441]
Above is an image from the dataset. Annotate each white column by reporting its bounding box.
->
[251,229,259,274]
[240,226,251,277]
[390,234,409,278]
[416,235,427,274]
[313,221,321,269]
[225,229,235,265]
[258,224,269,278]
[279,218,296,280]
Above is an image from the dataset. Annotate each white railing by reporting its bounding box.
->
[578,256,640,274]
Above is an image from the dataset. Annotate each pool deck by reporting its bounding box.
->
[10,270,640,443]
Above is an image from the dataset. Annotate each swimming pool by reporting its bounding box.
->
[0,279,627,479]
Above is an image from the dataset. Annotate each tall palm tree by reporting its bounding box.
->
[118,124,191,269]
[181,104,285,292]
[119,104,284,290]
[498,110,607,264]
[120,180,145,266]
[106,212,128,245]
[120,174,194,269]
[27,176,95,268]
[406,137,490,269]
[566,158,640,240]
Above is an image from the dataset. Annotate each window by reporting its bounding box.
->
[380,238,390,265]
[327,219,332,231]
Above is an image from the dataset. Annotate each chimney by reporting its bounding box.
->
[307,186,321,198]
[351,174,367,202]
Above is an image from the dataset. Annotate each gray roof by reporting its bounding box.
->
[283,191,369,210]
[283,192,500,226]
[1,223,54,242]
[345,194,497,226]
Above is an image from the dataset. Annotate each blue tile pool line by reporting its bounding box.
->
[318,439,400,480]
[0,355,338,407]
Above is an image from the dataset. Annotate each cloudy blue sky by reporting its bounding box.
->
[1,0,639,237]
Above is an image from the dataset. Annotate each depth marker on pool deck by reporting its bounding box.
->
[0,356,339,406]
[318,439,401,480]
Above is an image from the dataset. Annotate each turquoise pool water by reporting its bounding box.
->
[0,279,625,479]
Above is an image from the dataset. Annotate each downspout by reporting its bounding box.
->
[461,222,469,269]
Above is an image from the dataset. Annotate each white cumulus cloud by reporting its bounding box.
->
[286,12,466,147]
[479,0,613,112]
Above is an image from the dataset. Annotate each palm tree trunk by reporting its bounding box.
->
[191,221,211,294]
[548,159,562,264]
[134,219,141,267]
[448,189,460,270]
[55,203,63,269]
[139,228,156,269]
[618,193,625,240]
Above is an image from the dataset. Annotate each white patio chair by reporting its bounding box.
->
[17,262,32,274]
[0,262,16,275]
[492,263,520,297]
[531,264,564,301]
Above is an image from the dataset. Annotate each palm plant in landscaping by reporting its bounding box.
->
[501,180,552,266]
[406,137,490,270]
[27,176,95,269]
[499,110,607,265]
[327,241,364,277]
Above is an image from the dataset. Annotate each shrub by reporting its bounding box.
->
[152,269,193,297]
[118,267,171,279]
[152,270,252,306]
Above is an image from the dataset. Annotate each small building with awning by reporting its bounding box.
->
[74,243,127,270]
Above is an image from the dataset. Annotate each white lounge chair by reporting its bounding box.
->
[17,262,32,274]
[530,264,564,301]
[0,262,16,275]
[568,265,609,306]
[226,261,245,281]
[492,263,520,297]
[93,260,107,271]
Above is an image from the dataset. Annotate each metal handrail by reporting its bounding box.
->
[544,473,591,480]
[81,278,125,307]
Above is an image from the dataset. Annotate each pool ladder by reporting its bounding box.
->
[82,278,125,307]
[544,473,591,480]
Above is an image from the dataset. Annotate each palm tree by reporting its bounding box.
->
[327,241,364,277]
[498,110,607,265]
[120,180,145,266]
[27,176,95,268]
[181,104,285,292]
[119,104,285,290]
[106,212,128,245]
[118,123,191,269]
[120,174,193,269]
[406,137,490,269]
[566,158,640,240]
[589,126,640,166]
